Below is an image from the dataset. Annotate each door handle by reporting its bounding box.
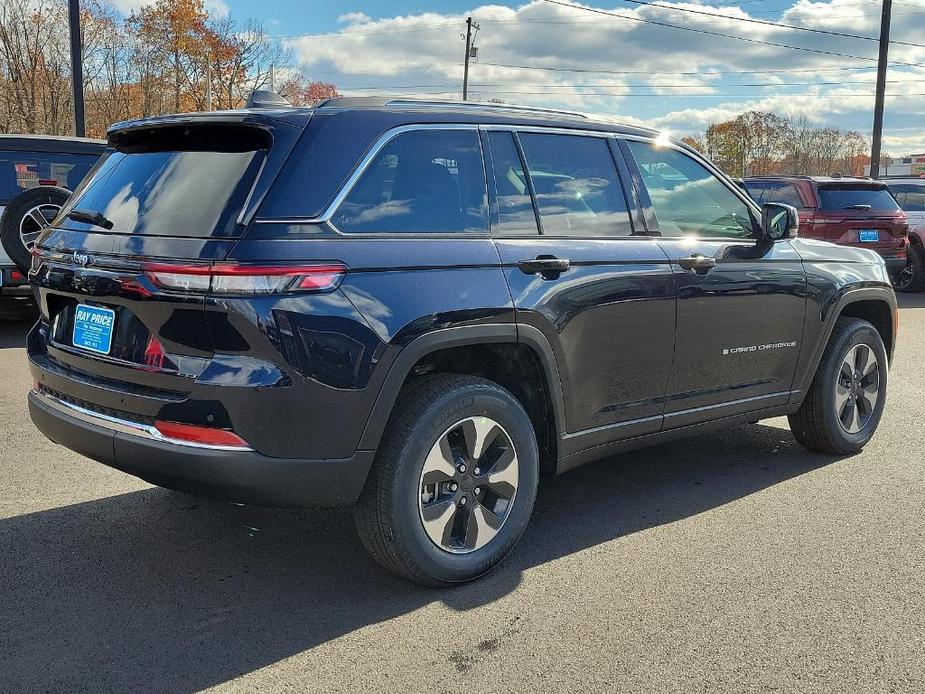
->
[677,254,717,274]
[518,256,570,279]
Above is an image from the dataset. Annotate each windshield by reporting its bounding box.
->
[63,127,267,237]
[817,185,900,212]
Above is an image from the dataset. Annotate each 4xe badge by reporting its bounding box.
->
[723,341,797,356]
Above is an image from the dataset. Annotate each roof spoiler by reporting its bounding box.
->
[245,90,291,109]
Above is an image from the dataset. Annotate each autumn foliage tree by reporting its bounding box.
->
[0,0,338,137]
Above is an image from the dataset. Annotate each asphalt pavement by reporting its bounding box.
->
[2,295,924,693]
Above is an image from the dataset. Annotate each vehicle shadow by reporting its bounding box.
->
[0,420,839,692]
[0,317,31,349]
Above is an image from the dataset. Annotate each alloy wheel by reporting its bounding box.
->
[418,416,519,554]
[834,343,880,434]
[19,203,61,252]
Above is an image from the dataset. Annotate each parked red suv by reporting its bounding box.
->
[744,176,909,285]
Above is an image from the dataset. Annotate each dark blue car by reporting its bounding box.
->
[26,99,896,584]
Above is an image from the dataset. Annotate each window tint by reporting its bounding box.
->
[518,133,632,237]
[888,184,925,212]
[817,185,900,212]
[68,149,264,237]
[0,151,98,204]
[628,141,755,239]
[333,129,488,234]
[763,182,803,208]
[486,131,538,235]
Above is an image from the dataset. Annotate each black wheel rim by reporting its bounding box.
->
[834,343,880,434]
[418,416,519,554]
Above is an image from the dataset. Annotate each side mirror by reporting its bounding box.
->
[760,202,799,242]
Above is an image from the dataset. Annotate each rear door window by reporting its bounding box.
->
[517,132,632,237]
[744,182,767,203]
[486,131,538,235]
[889,184,925,212]
[0,151,98,204]
[62,126,268,237]
[332,129,488,234]
[762,182,804,208]
[817,185,900,211]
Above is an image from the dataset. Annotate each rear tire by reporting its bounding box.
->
[788,317,887,455]
[354,374,539,586]
[893,241,925,293]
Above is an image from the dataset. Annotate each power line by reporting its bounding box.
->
[478,61,881,75]
[270,22,459,40]
[539,0,925,66]
[546,0,925,48]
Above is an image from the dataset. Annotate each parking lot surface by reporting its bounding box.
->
[2,295,924,693]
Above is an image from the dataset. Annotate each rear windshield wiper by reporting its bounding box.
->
[844,204,872,211]
[67,209,114,230]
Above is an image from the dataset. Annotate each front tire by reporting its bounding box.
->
[789,317,887,454]
[354,374,539,586]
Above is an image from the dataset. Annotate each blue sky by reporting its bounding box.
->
[146,0,925,152]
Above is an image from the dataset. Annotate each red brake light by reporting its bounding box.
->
[142,262,346,294]
[154,420,250,448]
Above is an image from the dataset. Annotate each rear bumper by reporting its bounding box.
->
[28,389,375,508]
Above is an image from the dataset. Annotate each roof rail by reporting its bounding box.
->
[313,96,590,120]
[387,99,590,120]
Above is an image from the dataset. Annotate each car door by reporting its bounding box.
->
[485,128,676,456]
[621,138,807,429]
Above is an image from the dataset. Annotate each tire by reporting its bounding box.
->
[354,374,539,586]
[788,317,888,455]
[893,241,925,293]
[0,186,71,272]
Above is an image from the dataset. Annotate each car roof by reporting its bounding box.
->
[0,133,107,155]
[108,97,666,143]
[882,178,925,185]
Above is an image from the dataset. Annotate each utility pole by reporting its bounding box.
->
[269,64,276,92]
[68,0,86,137]
[869,0,893,179]
[462,17,479,101]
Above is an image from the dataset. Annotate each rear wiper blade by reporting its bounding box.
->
[67,209,114,230]
[844,204,872,211]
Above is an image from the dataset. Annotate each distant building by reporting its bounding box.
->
[865,154,925,177]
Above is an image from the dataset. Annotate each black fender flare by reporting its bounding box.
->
[794,286,897,396]
[357,323,567,452]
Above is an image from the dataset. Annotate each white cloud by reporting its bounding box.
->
[284,0,925,152]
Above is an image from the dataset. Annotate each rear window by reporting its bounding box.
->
[0,150,99,204]
[817,185,900,211]
[63,126,268,237]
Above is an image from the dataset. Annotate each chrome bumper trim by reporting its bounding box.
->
[34,389,253,451]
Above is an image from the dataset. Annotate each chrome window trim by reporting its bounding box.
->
[254,123,482,230]
[35,389,254,452]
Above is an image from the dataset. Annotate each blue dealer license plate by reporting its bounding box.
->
[859,230,880,242]
[72,304,115,355]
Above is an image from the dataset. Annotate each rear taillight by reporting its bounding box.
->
[142,262,346,295]
[154,420,251,449]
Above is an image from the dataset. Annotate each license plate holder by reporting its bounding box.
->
[72,304,115,355]
[859,229,880,242]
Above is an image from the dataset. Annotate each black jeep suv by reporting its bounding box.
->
[27,99,896,585]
